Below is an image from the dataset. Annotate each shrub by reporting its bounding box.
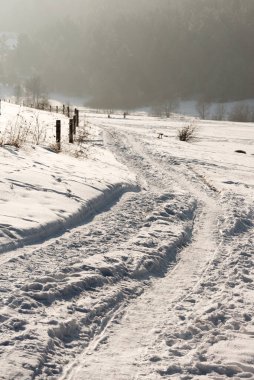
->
[32,113,47,145]
[73,120,90,158]
[49,143,61,153]
[76,126,89,146]
[0,110,48,149]
[3,112,32,148]
[178,124,197,142]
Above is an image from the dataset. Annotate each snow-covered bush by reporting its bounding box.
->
[2,112,32,148]
[177,124,197,142]
[32,113,47,145]
[73,120,90,158]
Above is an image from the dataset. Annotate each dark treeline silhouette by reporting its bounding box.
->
[1,0,254,108]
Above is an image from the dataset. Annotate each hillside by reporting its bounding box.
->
[2,1,254,107]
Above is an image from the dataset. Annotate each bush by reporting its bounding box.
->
[76,125,90,146]
[2,112,32,148]
[178,124,197,142]
[73,120,90,158]
[49,142,61,153]
[32,113,47,145]
[0,110,46,149]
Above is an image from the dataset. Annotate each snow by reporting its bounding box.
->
[0,102,254,379]
[0,102,136,253]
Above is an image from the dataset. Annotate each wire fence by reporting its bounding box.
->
[0,97,131,117]
[2,98,79,118]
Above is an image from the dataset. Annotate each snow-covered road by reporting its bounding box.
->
[60,137,221,379]
[0,109,254,379]
[60,119,254,379]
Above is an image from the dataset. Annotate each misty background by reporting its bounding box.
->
[0,0,254,109]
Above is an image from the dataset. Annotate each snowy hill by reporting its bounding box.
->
[0,102,254,379]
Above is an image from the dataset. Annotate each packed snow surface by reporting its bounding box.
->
[0,102,254,379]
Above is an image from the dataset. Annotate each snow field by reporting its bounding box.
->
[67,114,253,379]
[0,102,136,253]
[0,105,254,379]
[0,190,196,379]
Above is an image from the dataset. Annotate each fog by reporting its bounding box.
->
[0,0,160,33]
[1,0,254,108]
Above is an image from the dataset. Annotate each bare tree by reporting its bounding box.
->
[163,98,179,118]
[25,75,44,106]
[14,83,23,104]
[250,107,254,122]
[150,98,179,118]
[228,103,251,122]
[213,103,226,121]
[196,97,211,119]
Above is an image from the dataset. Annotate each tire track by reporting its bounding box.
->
[59,127,222,380]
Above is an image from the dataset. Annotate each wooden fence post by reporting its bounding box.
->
[75,108,79,127]
[73,115,77,135]
[56,120,61,144]
[63,104,65,114]
[56,105,58,113]
[50,105,52,112]
[67,106,70,118]
[69,119,74,143]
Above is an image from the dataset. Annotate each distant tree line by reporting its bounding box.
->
[1,0,254,109]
